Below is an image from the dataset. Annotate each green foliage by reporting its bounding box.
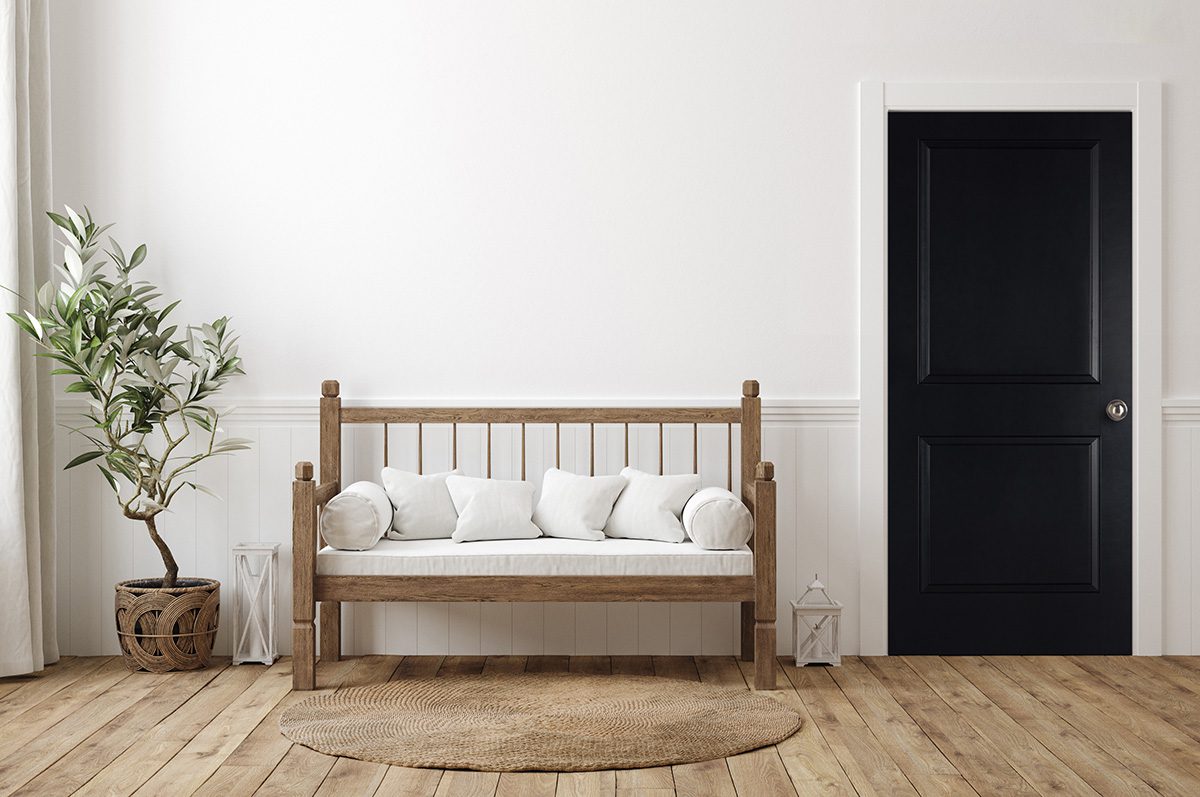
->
[6,207,249,529]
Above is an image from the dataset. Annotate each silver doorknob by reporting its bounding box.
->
[1106,399,1129,422]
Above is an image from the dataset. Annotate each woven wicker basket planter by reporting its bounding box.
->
[115,578,220,673]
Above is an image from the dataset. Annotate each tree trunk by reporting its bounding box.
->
[144,515,179,588]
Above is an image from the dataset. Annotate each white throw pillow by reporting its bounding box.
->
[683,487,754,550]
[532,468,627,541]
[604,467,701,543]
[381,467,461,540]
[320,481,392,551]
[446,475,542,542]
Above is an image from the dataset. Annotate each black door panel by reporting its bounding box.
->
[888,112,1131,654]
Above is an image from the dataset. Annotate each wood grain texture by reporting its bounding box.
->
[497,771,557,797]
[948,655,1157,796]
[737,658,855,795]
[672,759,735,797]
[983,655,1199,795]
[823,656,971,796]
[0,667,173,794]
[375,765,444,796]
[125,660,294,795]
[293,469,317,690]
[782,662,918,795]
[320,601,341,663]
[316,575,755,603]
[752,466,776,690]
[195,658,361,795]
[10,654,1195,796]
[13,662,227,795]
[864,656,1038,795]
[341,407,742,425]
[739,384,761,666]
[902,656,1091,795]
[726,747,797,797]
[556,770,615,797]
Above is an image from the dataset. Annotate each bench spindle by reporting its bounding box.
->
[659,422,664,475]
[555,423,561,468]
[624,423,629,467]
[727,423,733,490]
[693,423,698,473]
[417,422,423,474]
[383,423,389,468]
[487,422,492,477]
[521,422,526,480]
[590,423,595,476]
[452,423,458,469]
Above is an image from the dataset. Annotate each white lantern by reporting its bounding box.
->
[792,574,842,666]
[232,542,279,665]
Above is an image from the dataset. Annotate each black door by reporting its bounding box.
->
[888,111,1132,654]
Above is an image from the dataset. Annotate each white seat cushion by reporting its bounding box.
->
[316,537,752,577]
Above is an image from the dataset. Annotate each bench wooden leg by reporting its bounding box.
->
[293,621,315,690]
[320,601,342,662]
[754,618,777,690]
[740,601,755,662]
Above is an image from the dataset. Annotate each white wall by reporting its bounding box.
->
[46,2,1200,654]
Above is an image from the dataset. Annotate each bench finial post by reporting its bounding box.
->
[293,462,317,689]
[752,459,777,690]
[740,380,763,663]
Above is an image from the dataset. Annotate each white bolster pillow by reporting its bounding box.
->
[320,481,393,550]
[682,487,754,550]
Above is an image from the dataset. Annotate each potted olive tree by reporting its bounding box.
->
[6,207,248,672]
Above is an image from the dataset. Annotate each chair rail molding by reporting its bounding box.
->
[859,80,1164,655]
[55,397,861,426]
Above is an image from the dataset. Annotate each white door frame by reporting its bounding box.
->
[858,81,1163,655]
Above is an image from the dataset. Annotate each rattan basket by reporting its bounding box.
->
[114,578,220,672]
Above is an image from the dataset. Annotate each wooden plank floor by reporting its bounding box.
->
[1,655,1197,796]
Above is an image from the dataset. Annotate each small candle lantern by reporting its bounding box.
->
[791,574,843,666]
[232,542,280,665]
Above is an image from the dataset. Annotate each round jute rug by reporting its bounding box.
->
[278,673,802,772]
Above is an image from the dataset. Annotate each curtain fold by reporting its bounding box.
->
[0,0,56,678]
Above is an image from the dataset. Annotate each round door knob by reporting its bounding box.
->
[1106,399,1129,422]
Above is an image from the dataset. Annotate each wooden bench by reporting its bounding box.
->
[291,379,777,690]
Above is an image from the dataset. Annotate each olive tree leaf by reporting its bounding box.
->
[65,450,104,469]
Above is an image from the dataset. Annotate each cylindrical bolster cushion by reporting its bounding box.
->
[320,481,393,551]
[682,487,754,550]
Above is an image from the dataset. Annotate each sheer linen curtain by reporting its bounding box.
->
[0,0,55,677]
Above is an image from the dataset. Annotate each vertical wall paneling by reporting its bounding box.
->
[55,400,866,656]
[1191,429,1200,649]
[68,433,101,656]
[54,422,70,655]
[1162,408,1200,654]
[194,442,230,658]
[827,426,861,655]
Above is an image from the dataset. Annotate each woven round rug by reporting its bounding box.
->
[278,673,802,771]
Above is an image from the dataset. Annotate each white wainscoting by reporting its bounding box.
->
[1163,400,1200,654]
[53,399,860,658]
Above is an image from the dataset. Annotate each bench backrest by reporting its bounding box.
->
[316,379,763,513]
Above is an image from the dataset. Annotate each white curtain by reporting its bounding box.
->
[0,0,55,677]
